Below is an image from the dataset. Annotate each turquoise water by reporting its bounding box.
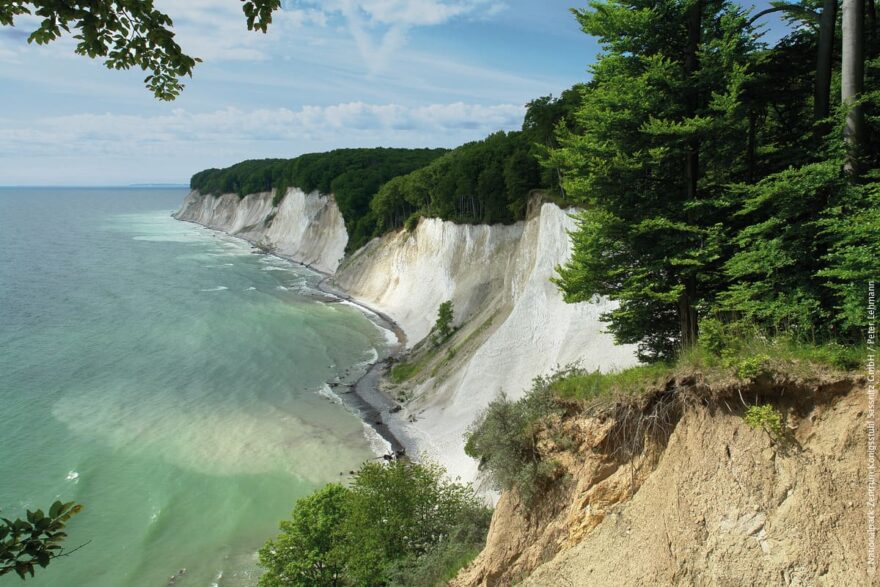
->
[0,188,391,586]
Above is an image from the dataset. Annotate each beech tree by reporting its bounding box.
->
[0,1,281,99]
[747,1,839,128]
[0,501,83,580]
[842,0,866,169]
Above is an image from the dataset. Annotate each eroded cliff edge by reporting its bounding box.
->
[452,372,868,586]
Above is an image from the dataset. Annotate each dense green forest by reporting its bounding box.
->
[551,0,879,361]
[190,149,446,250]
[190,87,583,250]
[369,87,584,230]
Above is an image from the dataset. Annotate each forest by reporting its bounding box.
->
[189,87,583,250]
[551,0,879,361]
[190,148,446,250]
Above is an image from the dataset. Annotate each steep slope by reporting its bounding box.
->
[452,373,869,586]
[174,189,348,274]
[175,189,638,483]
[332,202,638,482]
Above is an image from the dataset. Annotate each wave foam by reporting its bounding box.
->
[355,347,379,369]
[316,384,343,405]
[362,422,392,456]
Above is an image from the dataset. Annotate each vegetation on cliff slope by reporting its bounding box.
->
[465,323,863,505]
[258,461,490,587]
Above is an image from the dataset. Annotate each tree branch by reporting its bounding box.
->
[747,4,820,27]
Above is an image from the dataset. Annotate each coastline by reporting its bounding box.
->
[173,214,414,459]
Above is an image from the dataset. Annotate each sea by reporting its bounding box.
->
[0,187,394,586]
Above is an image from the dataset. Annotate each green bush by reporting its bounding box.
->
[258,485,349,587]
[259,461,490,587]
[431,301,455,347]
[465,374,564,505]
[699,317,730,358]
[744,404,784,439]
[404,212,422,232]
[731,354,771,380]
[387,515,490,587]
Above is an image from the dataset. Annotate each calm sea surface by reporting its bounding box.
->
[0,188,391,586]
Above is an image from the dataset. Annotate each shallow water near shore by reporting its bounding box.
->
[0,188,391,586]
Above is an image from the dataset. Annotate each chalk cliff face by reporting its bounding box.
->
[176,189,638,482]
[174,189,348,274]
[333,203,638,482]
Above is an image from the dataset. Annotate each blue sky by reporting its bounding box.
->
[0,0,791,185]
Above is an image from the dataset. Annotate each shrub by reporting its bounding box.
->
[387,514,491,587]
[699,317,731,358]
[259,461,490,587]
[431,301,455,347]
[465,375,564,504]
[731,354,771,380]
[404,212,422,232]
[744,404,784,439]
[258,485,349,587]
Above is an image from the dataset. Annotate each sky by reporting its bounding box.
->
[0,0,791,185]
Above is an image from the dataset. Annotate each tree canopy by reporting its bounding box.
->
[0,501,83,580]
[190,90,583,253]
[0,1,281,99]
[551,0,879,360]
[258,460,490,587]
[190,148,448,251]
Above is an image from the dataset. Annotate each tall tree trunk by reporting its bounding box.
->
[680,0,703,349]
[869,0,878,46]
[842,0,866,172]
[679,285,699,350]
[747,110,757,182]
[815,0,838,129]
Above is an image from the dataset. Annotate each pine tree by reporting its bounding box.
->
[551,0,756,360]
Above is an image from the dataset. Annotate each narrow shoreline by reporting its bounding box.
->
[173,214,411,457]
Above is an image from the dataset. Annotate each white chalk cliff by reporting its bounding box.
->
[174,189,348,274]
[333,203,638,482]
[175,189,638,482]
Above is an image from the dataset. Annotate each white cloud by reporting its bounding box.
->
[0,101,525,183]
[151,1,509,71]
[156,0,329,61]
[295,0,508,72]
[0,102,524,158]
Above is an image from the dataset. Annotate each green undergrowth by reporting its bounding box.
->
[553,325,862,404]
[390,311,499,385]
[466,324,862,504]
[390,356,431,384]
[259,460,490,587]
